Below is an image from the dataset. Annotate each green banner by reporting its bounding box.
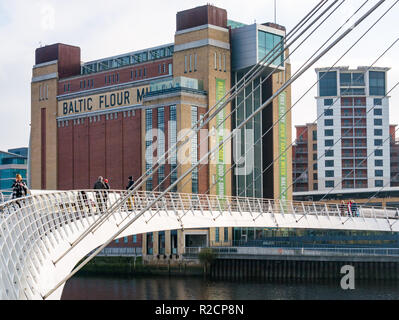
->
[216,78,226,197]
[278,91,288,201]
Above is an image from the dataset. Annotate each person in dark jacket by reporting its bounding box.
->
[11,174,28,208]
[93,176,106,212]
[126,176,134,190]
[126,176,135,211]
[93,176,106,190]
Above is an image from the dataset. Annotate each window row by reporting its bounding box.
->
[80,79,94,89]
[105,73,120,84]
[214,52,227,72]
[39,84,49,101]
[57,110,136,128]
[115,235,139,244]
[185,54,198,73]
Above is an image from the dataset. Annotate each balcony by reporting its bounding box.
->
[295,148,308,154]
[294,159,308,164]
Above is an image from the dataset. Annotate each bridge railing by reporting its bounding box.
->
[1,189,398,299]
[0,190,12,204]
[88,190,397,221]
[184,246,399,258]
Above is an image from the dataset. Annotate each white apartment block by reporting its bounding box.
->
[316,66,390,191]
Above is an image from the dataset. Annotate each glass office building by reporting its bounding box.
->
[230,22,291,199]
[0,148,28,195]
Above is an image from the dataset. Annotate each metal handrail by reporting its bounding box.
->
[1,189,398,299]
[184,246,399,257]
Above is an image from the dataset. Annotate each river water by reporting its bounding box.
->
[61,275,399,300]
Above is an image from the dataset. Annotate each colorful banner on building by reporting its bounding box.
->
[216,78,226,197]
[278,91,288,201]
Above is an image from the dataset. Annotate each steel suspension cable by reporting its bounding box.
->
[236,0,397,198]
[116,0,347,224]
[128,0,330,194]
[51,0,336,257]
[150,0,341,193]
[43,0,385,300]
[173,0,368,196]
[277,1,399,198]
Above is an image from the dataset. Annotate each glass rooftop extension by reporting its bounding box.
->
[81,44,174,75]
[228,20,247,29]
[149,77,204,92]
[146,77,206,98]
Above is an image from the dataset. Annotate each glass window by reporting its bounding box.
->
[325,129,333,136]
[374,119,382,126]
[313,144,317,151]
[325,181,334,188]
[145,109,153,191]
[325,160,334,167]
[215,228,220,242]
[374,129,382,136]
[340,73,351,86]
[258,30,284,66]
[319,72,337,97]
[224,228,229,242]
[374,109,382,116]
[375,170,383,177]
[325,140,334,146]
[369,71,385,96]
[375,180,383,187]
[324,99,334,106]
[374,139,383,146]
[326,170,334,177]
[313,154,317,160]
[352,73,365,86]
[325,120,333,126]
[312,131,317,141]
[324,109,333,116]
[375,149,383,156]
[374,98,382,105]
[340,88,365,96]
[325,150,334,157]
[375,160,383,167]
[313,163,317,170]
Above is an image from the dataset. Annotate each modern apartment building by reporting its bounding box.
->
[316,66,390,191]
[292,123,318,192]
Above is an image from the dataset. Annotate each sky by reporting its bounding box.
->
[0,0,398,152]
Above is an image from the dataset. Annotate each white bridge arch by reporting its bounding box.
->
[0,189,398,300]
